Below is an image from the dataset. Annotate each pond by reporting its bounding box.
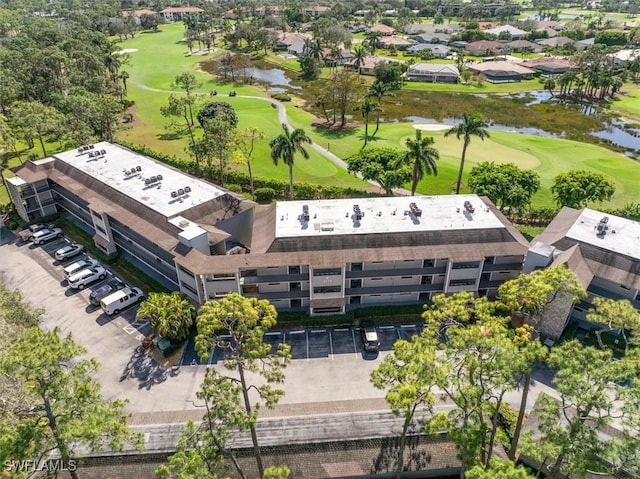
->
[404,115,639,159]
[243,67,301,89]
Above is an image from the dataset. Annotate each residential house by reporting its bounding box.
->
[464,40,506,56]
[303,5,330,17]
[484,24,528,40]
[274,32,310,57]
[345,55,393,75]
[521,57,577,76]
[413,32,452,44]
[6,143,529,314]
[367,24,396,36]
[536,36,575,50]
[523,208,640,342]
[320,48,354,66]
[121,9,157,24]
[507,39,544,53]
[468,61,536,82]
[576,37,595,51]
[379,36,416,50]
[406,63,459,83]
[407,44,452,58]
[159,6,203,22]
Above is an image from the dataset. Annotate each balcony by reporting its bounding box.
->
[346,283,444,296]
[587,284,640,310]
[346,266,447,279]
[242,289,310,300]
[240,273,309,285]
[481,262,523,272]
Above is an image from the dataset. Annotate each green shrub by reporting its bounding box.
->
[271,93,291,102]
[255,187,276,204]
[225,183,243,194]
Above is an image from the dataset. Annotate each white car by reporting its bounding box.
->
[67,266,107,290]
[54,243,85,261]
[64,258,99,278]
[31,227,63,245]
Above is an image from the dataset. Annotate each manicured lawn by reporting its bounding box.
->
[112,23,639,210]
[610,85,640,119]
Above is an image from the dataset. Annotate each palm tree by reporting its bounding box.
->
[368,81,394,136]
[543,77,556,97]
[402,130,439,195]
[444,113,490,195]
[356,98,379,148]
[269,123,312,198]
[365,30,382,55]
[352,45,368,74]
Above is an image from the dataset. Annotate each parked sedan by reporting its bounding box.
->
[31,227,63,245]
[54,243,85,261]
[67,266,107,290]
[63,257,99,279]
[19,223,57,242]
[89,278,125,306]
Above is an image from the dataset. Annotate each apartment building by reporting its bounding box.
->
[6,142,529,314]
[523,207,640,340]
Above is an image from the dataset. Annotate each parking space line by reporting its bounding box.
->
[329,329,334,360]
[352,328,358,357]
[265,331,282,336]
[379,326,395,330]
[400,324,417,328]
[310,329,326,333]
[334,328,349,332]
[288,330,305,334]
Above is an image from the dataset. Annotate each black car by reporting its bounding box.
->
[210,89,217,96]
[360,321,380,352]
[89,278,125,306]
[229,90,237,97]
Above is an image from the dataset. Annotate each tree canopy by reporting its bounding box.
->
[551,170,615,209]
[467,162,540,213]
[197,101,239,129]
[136,292,195,342]
[346,147,411,195]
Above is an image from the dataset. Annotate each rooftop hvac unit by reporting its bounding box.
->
[100,149,106,155]
[88,151,95,158]
[130,167,136,174]
[302,204,310,221]
[171,191,178,198]
[136,166,141,172]
[184,186,191,193]
[596,216,609,235]
[178,188,185,195]
[463,201,475,213]
[409,202,422,217]
[156,174,163,181]
[353,204,363,220]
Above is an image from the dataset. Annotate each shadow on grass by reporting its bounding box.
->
[157,131,185,141]
[311,125,359,140]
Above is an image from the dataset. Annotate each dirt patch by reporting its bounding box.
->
[311,120,362,131]
[122,105,140,128]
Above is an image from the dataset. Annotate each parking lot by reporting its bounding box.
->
[25,233,152,341]
[181,323,423,367]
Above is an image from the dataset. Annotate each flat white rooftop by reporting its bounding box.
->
[275,195,505,238]
[53,142,225,218]
[566,208,640,259]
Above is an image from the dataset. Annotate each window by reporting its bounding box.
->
[313,307,342,314]
[291,299,302,308]
[288,265,300,274]
[620,284,630,291]
[401,276,412,279]
[371,277,383,281]
[351,262,363,271]
[423,259,435,268]
[449,279,476,287]
[290,282,301,291]
[313,286,341,294]
[418,292,429,300]
[350,296,361,304]
[182,283,198,295]
[313,268,341,276]
[213,273,235,279]
[178,265,195,278]
[350,279,362,289]
[452,262,480,270]
[421,276,431,285]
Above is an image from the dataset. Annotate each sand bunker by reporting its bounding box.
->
[114,48,138,55]
[413,124,451,131]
